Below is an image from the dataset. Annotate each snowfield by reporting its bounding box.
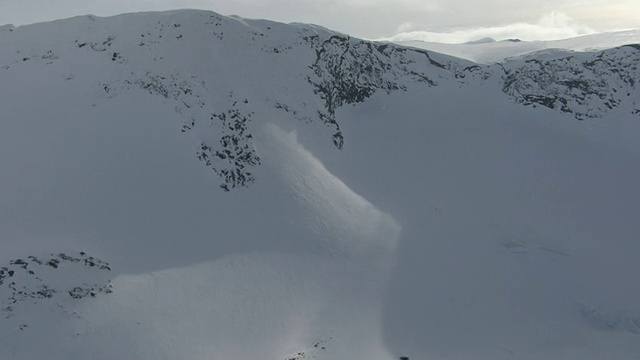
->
[392,29,640,64]
[1,9,639,360]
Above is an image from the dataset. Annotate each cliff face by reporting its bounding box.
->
[501,45,640,119]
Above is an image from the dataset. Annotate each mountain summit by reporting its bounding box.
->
[2,10,640,360]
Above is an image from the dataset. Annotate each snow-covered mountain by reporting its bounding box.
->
[1,10,639,360]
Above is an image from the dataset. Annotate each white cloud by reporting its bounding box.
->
[397,22,417,33]
[384,12,598,43]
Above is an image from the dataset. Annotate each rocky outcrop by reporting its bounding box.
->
[501,45,640,119]
[1,252,112,318]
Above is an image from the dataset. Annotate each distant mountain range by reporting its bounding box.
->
[393,29,640,63]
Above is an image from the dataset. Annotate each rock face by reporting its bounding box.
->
[500,45,640,119]
[305,35,451,148]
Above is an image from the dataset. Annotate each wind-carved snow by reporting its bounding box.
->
[59,123,402,360]
[258,123,401,258]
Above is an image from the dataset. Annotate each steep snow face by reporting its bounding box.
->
[335,86,640,359]
[0,120,400,360]
[0,9,471,192]
[1,10,637,190]
[1,9,640,360]
[257,123,401,258]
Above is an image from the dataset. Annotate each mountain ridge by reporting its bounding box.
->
[2,10,637,191]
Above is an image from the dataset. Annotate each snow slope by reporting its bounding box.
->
[1,10,640,360]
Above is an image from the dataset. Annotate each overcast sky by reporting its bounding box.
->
[1,0,638,43]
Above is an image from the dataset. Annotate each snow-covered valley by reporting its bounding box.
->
[1,10,639,359]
